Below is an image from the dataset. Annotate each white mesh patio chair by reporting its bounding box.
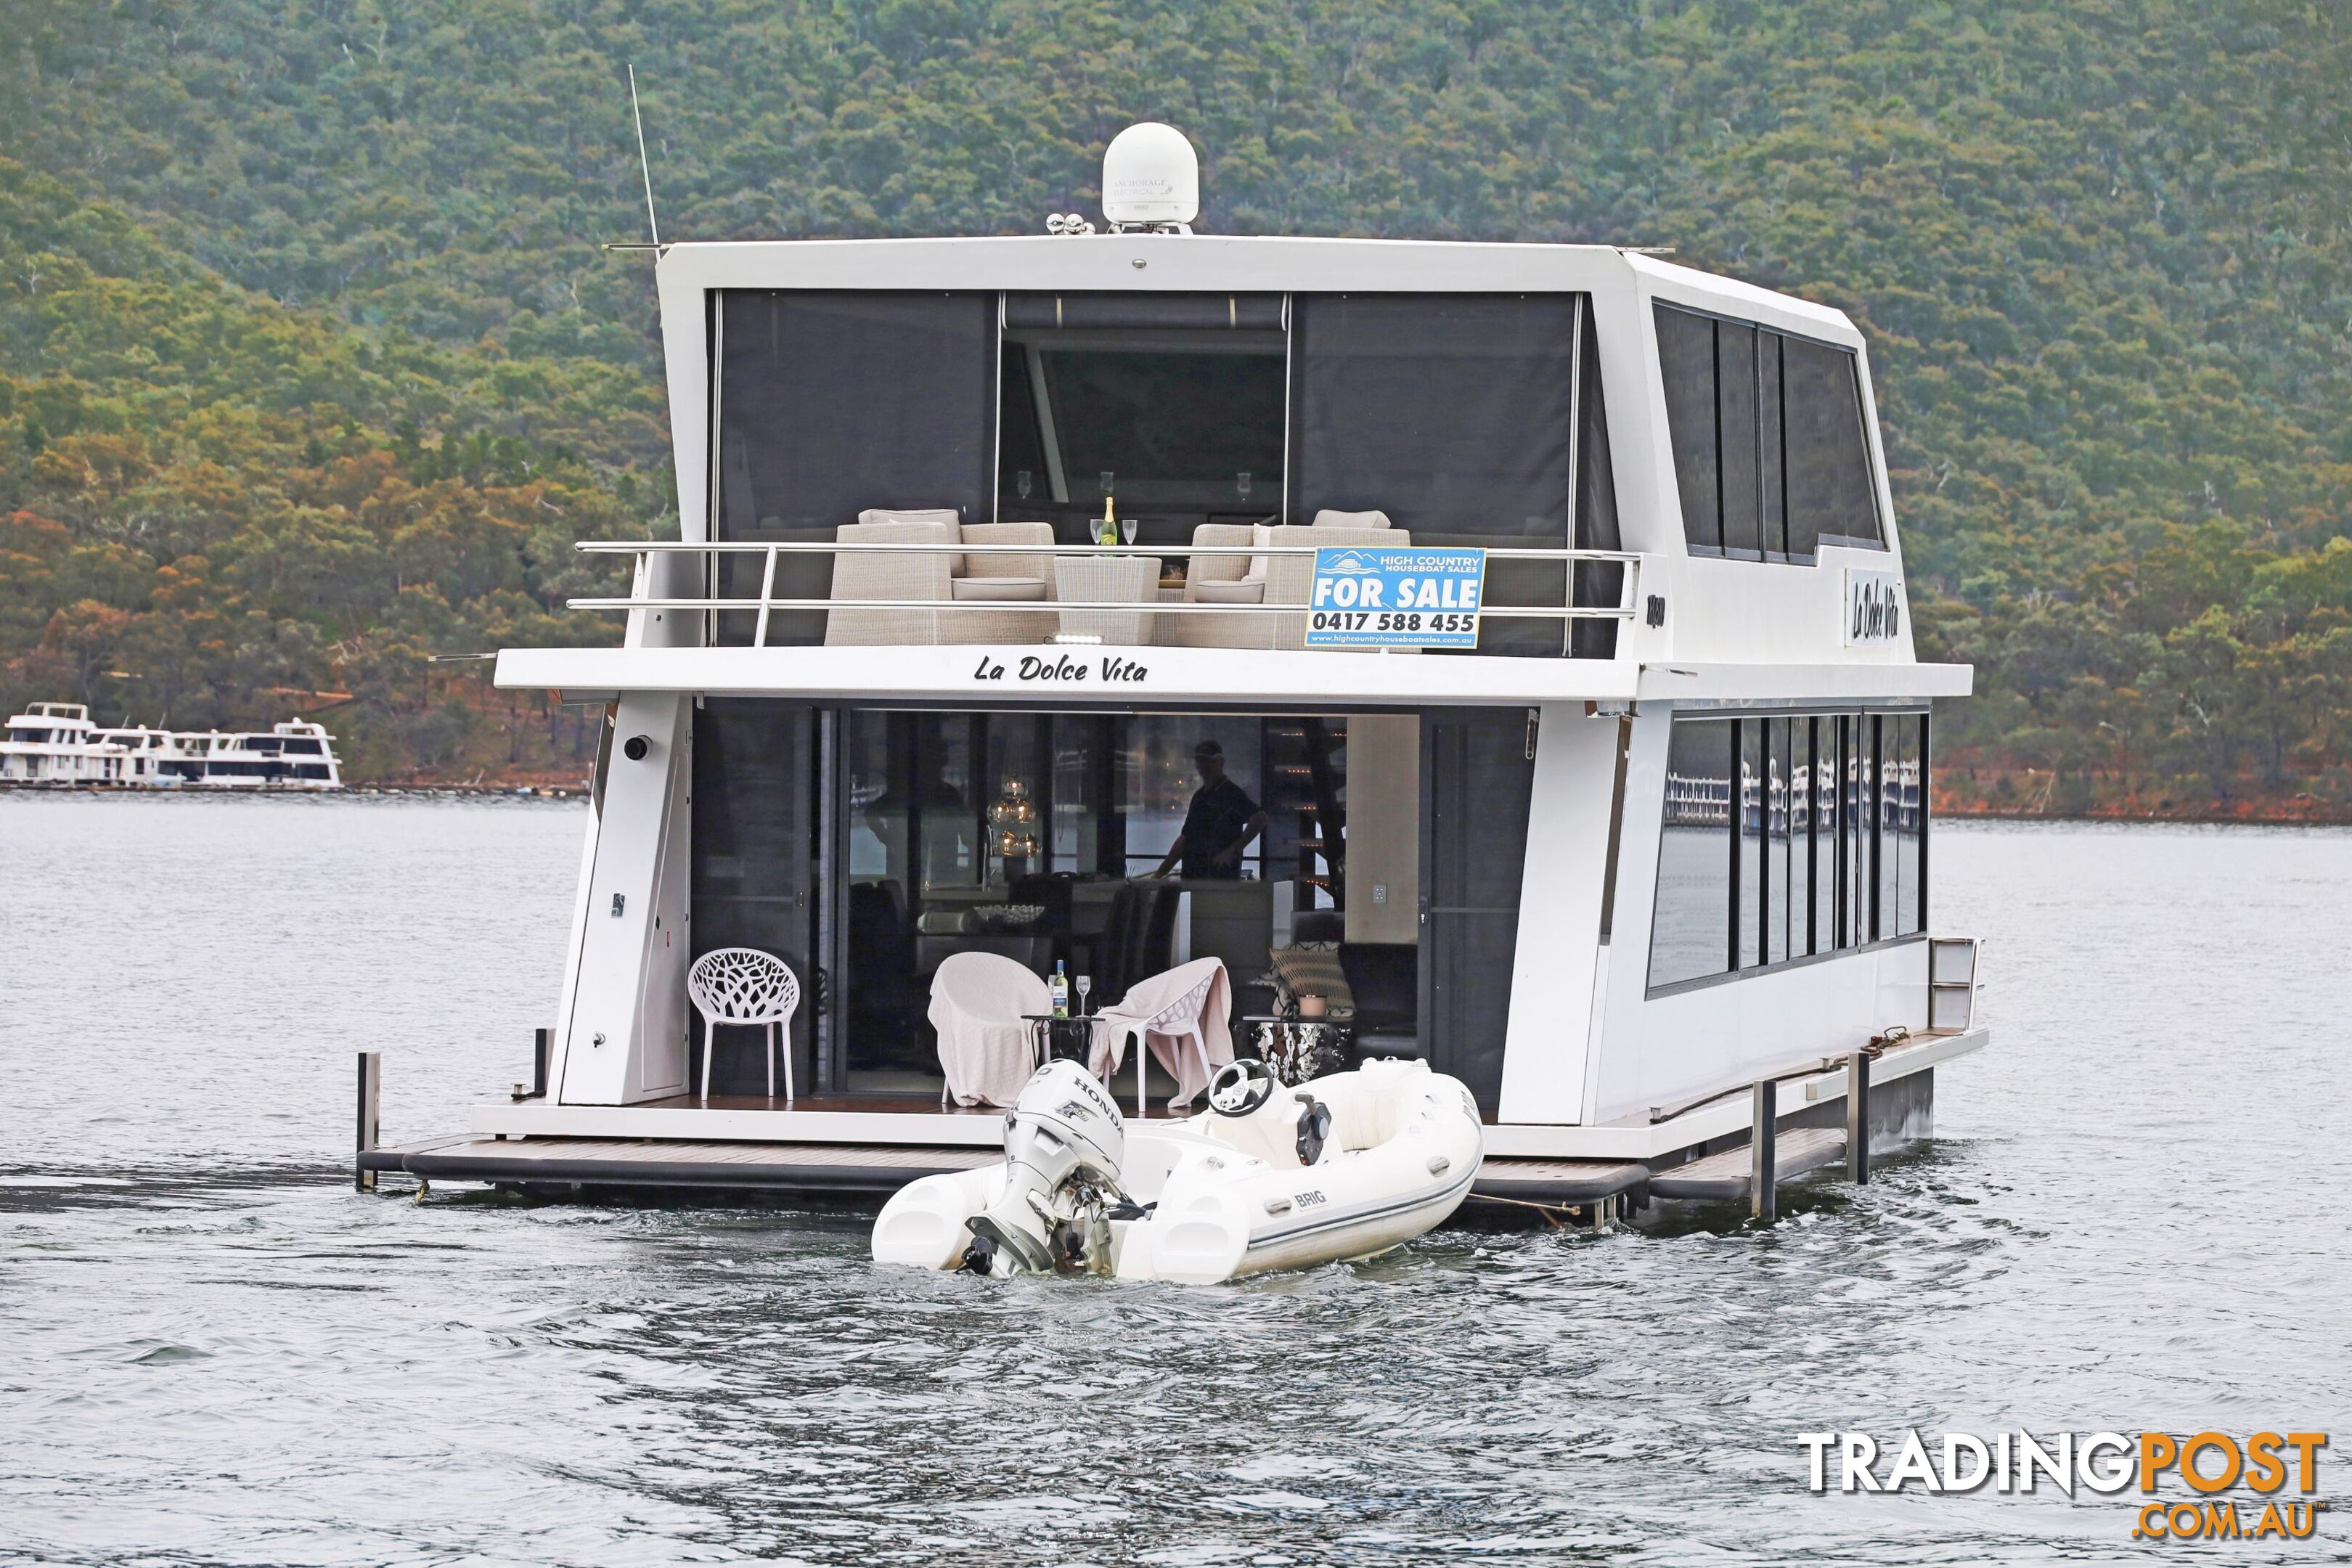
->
[687,947,801,1102]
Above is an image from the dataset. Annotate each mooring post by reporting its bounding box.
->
[532,1027,551,1098]
[355,1050,382,1193]
[1847,1048,1871,1184]
[1750,1078,1777,1221]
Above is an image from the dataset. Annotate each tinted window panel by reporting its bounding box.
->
[1571,305,1625,660]
[716,291,995,534]
[1650,717,1735,987]
[1717,322,1760,555]
[1842,715,1872,946]
[1655,305,1720,550]
[1737,719,1764,970]
[1782,335,1882,551]
[1805,716,1833,956]
[693,701,816,1093]
[1759,334,1787,556]
[1292,294,1577,541]
[1765,716,1793,965]
[1293,293,1579,657]
[1040,349,1286,508]
[997,348,1048,503]
[1887,713,1924,936]
[714,291,997,645]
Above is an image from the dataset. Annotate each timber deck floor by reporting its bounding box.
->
[1646,1126,1847,1202]
[362,1135,1652,1204]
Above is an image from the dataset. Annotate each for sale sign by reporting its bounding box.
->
[1304,547,1487,649]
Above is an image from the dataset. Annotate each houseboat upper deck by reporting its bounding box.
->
[365,136,1985,1211]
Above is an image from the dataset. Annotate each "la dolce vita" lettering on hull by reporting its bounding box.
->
[971,653,1148,685]
[1843,568,1906,648]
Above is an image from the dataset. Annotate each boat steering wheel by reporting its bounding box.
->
[1206,1058,1277,1117]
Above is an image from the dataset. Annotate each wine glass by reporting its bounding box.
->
[1016,470,1033,500]
[1075,974,1093,1016]
[1236,470,1253,502]
[1121,516,1137,547]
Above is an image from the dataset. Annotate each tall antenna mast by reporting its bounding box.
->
[628,63,661,248]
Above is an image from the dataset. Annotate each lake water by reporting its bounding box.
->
[2,796,2346,1566]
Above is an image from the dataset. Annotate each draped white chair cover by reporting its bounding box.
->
[928,952,1053,1108]
[1087,957,1235,1113]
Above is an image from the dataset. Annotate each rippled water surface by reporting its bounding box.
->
[3,796,2348,1566]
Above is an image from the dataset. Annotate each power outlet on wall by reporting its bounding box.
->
[1372,883,1389,905]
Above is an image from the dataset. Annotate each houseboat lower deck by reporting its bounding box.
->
[360,1016,1979,1221]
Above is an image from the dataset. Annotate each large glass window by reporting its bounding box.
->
[1654,304,1885,561]
[836,710,1357,1094]
[1648,709,1930,991]
[998,293,1287,535]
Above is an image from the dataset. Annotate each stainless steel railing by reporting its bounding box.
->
[568,539,1646,651]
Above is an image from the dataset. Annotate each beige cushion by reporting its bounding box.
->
[1264,946,1355,1017]
[1312,508,1392,529]
[1193,579,1265,604]
[841,515,963,577]
[950,576,1047,601]
[860,507,963,528]
[1241,523,1274,583]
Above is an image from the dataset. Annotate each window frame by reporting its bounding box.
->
[1651,301,1889,565]
[1643,706,1931,998]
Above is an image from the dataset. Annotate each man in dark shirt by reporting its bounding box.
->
[1152,739,1267,879]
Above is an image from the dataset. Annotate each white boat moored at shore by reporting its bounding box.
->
[0,703,343,788]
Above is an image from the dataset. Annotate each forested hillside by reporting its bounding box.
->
[2,0,2347,807]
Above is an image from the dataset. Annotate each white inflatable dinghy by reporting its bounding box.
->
[872,1055,1482,1284]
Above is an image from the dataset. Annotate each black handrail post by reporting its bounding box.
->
[1847,1048,1871,1184]
[532,1028,550,1098]
[1750,1078,1776,1221]
[355,1051,381,1192]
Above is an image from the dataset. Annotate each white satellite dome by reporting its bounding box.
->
[1101,122,1199,227]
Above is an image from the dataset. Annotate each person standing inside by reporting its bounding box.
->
[1152,738,1267,879]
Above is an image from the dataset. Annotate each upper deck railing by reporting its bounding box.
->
[569,539,1646,656]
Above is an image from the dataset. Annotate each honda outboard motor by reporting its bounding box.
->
[963,1060,1126,1275]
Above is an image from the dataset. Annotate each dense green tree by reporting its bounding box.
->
[0,0,2345,800]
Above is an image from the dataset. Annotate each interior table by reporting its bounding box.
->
[1053,555,1162,645]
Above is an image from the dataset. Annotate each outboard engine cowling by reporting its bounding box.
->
[963,1060,1125,1273]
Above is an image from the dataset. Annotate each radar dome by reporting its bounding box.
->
[1101,123,1199,227]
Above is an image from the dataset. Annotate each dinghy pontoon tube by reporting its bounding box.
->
[872,1056,1484,1284]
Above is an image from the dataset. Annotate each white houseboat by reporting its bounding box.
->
[361,129,1985,1217]
[0,704,343,788]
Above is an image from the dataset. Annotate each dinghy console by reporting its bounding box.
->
[1209,1061,1331,1164]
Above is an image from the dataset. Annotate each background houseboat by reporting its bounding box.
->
[361,132,1986,1216]
[0,706,343,789]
